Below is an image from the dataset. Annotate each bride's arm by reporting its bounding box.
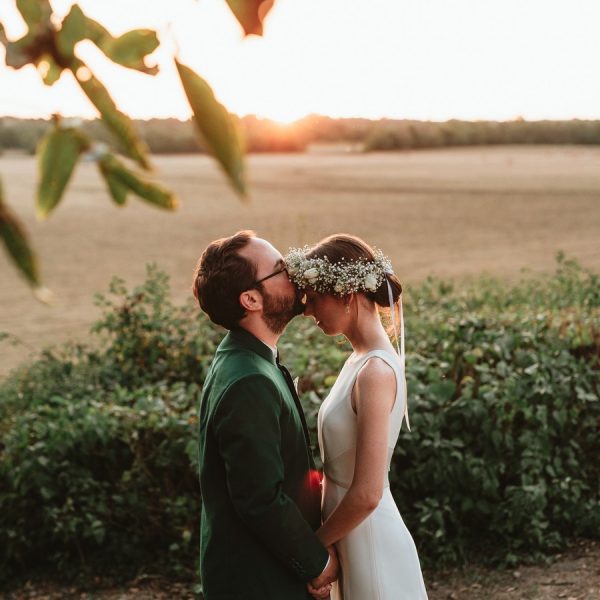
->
[315,357,396,548]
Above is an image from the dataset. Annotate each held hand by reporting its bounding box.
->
[308,545,339,591]
[306,581,332,599]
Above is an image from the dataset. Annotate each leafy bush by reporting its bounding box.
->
[394,255,599,565]
[363,118,600,151]
[0,257,598,584]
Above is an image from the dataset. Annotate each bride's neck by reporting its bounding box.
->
[344,307,390,355]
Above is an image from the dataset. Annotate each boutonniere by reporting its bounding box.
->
[293,376,299,394]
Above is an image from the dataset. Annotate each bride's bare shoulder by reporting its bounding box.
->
[352,357,396,412]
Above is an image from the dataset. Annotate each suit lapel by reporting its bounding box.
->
[277,360,312,451]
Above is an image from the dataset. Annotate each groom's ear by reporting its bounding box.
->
[239,289,263,313]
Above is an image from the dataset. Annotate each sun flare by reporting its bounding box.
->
[263,111,303,126]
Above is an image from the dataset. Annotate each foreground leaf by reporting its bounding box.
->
[225,0,275,36]
[1,25,38,69]
[73,61,151,170]
[85,18,159,74]
[98,155,129,206]
[8,1,53,69]
[37,126,88,220]
[55,7,158,74]
[99,29,159,75]
[98,154,178,210]
[56,4,86,63]
[15,0,52,29]
[37,54,63,86]
[175,60,245,196]
[0,181,40,287]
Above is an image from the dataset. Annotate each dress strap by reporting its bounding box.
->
[355,348,411,432]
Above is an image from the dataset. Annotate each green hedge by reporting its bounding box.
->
[0,257,598,584]
[363,119,600,151]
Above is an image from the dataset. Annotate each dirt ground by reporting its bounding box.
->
[1,145,600,378]
[4,539,599,599]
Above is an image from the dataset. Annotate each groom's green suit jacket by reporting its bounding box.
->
[198,327,329,600]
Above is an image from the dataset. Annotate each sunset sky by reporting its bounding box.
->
[0,0,598,123]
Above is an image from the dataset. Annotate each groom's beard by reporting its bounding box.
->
[262,289,305,335]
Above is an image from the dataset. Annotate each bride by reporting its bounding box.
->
[286,234,428,600]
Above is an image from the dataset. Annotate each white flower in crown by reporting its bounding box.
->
[303,267,319,284]
[364,274,378,292]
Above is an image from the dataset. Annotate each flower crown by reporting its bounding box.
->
[284,246,394,296]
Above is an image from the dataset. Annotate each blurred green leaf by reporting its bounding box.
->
[3,39,34,69]
[83,16,112,46]
[98,154,178,210]
[428,380,456,402]
[15,0,52,28]
[0,25,37,69]
[73,61,151,170]
[5,1,53,69]
[84,18,159,74]
[0,181,40,287]
[225,0,274,36]
[175,59,245,196]
[99,159,129,206]
[56,4,86,63]
[37,125,88,220]
[54,5,159,74]
[99,29,159,75]
[2,2,60,74]
[37,54,63,86]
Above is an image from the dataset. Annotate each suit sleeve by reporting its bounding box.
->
[213,374,329,582]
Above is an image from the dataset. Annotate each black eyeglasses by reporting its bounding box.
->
[250,266,288,289]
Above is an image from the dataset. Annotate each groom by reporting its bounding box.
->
[192,230,338,599]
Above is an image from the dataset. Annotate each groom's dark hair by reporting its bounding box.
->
[192,230,258,330]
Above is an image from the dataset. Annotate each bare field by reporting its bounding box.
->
[1,145,600,377]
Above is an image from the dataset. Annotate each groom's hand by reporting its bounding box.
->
[306,581,332,600]
[307,545,339,597]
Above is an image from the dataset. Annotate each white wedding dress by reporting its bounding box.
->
[317,348,428,600]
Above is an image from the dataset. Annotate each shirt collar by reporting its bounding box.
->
[264,341,278,358]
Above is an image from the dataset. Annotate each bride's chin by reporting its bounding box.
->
[320,324,339,336]
[314,319,338,336]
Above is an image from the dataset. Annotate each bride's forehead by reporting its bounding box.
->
[308,291,338,304]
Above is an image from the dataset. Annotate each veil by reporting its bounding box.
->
[385,279,411,431]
